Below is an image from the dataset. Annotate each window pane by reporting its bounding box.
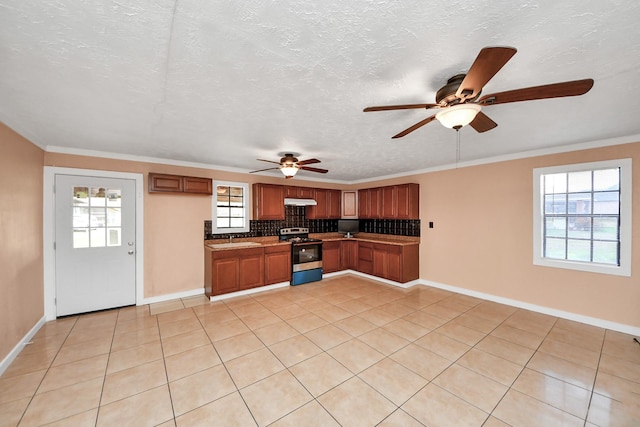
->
[545,217,566,237]
[73,228,89,248]
[217,207,230,217]
[107,228,121,246]
[90,228,106,247]
[594,168,619,191]
[73,207,90,227]
[230,218,244,227]
[593,192,619,214]
[593,217,618,240]
[568,217,591,239]
[90,187,107,206]
[544,173,566,194]
[216,218,228,228]
[567,239,591,262]
[230,207,244,217]
[545,238,565,259]
[107,207,121,226]
[592,241,618,265]
[568,193,591,214]
[545,194,566,214]
[90,207,106,227]
[568,171,592,192]
[106,189,121,207]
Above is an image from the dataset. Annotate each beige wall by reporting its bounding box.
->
[417,142,640,328]
[0,123,44,361]
[44,153,345,299]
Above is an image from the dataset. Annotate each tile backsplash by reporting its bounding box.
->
[205,206,420,240]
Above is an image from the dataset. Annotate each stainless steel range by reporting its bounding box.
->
[279,227,323,286]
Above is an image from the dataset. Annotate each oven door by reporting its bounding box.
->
[292,242,322,272]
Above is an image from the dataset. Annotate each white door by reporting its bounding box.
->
[55,174,137,316]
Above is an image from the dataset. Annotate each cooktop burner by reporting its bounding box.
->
[278,227,322,244]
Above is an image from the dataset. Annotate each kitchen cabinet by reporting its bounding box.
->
[373,244,389,279]
[341,191,358,218]
[148,173,212,195]
[307,188,341,219]
[362,183,419,219]
[358,188,382,219]
[357,241,374,274]
[264,245,291,285]
[322,241,341,273]
[340,240,358,270]
[371,242,418,283]
[205,247,265,296]
[253,183,285,220]
[284,186,315,199]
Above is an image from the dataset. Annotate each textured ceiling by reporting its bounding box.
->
[1,1,640,182]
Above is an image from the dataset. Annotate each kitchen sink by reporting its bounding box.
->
[209,241,262,249]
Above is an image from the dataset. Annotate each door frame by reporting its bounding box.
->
[43,167,144,321]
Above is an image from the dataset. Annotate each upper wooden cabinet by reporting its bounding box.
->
[253,183,285,220]
[341,191,358,218]
[307,188,341,219]
[284,186,315,199]
[358,187,382,219]
[148,173,212,195]
[360,183,419,219]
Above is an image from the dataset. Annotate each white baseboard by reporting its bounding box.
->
[140,288,204,305]
[323,270,421,289]
[419,279,640,337]
[209,282,290,302]
[0,316,46,377]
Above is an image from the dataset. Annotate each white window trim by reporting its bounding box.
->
[212,180,250,234]
[533,158,632,277]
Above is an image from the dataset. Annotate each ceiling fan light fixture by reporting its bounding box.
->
[435,104,482,129]
[280,164,299,177]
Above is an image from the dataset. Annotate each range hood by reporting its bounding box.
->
[284,198,317,206]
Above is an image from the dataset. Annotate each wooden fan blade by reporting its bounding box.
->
[249,167,279,173]
[391,115,437,139]
[477,78,594,106]
[456,47,517,101]
[469,111,498,133]
[364,103,439,112]
[297,158,321,166]
[300,166,328,174]
[256,159,282,165]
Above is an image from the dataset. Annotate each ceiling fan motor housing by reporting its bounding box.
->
[435,74,480,106]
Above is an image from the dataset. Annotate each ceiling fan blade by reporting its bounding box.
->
[364,103,439,112]
[300,166,328,174]
[249,167,279,173]
[391,115,437,139]
[256,159,282,165]
[477,78,594,106]
[456,47,517,101]
[469,111,498,133]
[297,158,321,166]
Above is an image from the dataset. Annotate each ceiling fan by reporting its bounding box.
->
[364,46,594,138]
[249,153,328,178]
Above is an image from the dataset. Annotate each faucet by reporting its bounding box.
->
[229,235,234,243]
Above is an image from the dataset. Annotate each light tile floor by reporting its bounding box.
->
[1,274,640,426]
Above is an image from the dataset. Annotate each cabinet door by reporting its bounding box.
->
[284,186,299,198]
[357,242,373,274]
[307,188,328,219]
[149,173,183,193]
[183,176,213,195]
[386,245,403,282]
[340,240,358,270]
[373,244,388,278]
[253,184,285,220]
[341,191,358,218]
[239,250,265,290]
[382,186,396,218]
[298,187,315,198]
[264,246,291,285]
[212,258,240,295]
[327,190,342,219]
[322,241,341,273]
[358,189,369,218]
[396,183,419,219]
[369,188,382,219]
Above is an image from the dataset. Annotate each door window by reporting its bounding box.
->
[73,186,122,248]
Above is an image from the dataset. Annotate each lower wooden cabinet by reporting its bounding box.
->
[357,242,374,275]
[322,241,341,273]
[340,240,358,270]
[264,245,291,285]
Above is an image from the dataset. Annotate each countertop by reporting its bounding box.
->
[205,233,419,251]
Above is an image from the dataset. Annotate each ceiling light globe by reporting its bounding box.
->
[280,165,299,177]
[436,104,482,129]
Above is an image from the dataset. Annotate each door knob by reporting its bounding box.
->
[128,241,134,246]
[128,250,135,255]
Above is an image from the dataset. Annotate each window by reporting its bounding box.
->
[533,159,631,276]
[212,181,250,234]
[73,186,122,248]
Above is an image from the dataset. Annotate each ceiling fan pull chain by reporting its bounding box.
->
[456,128,461,168]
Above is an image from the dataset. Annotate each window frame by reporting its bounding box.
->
[212,180,250,234]
[533,158,632,277]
